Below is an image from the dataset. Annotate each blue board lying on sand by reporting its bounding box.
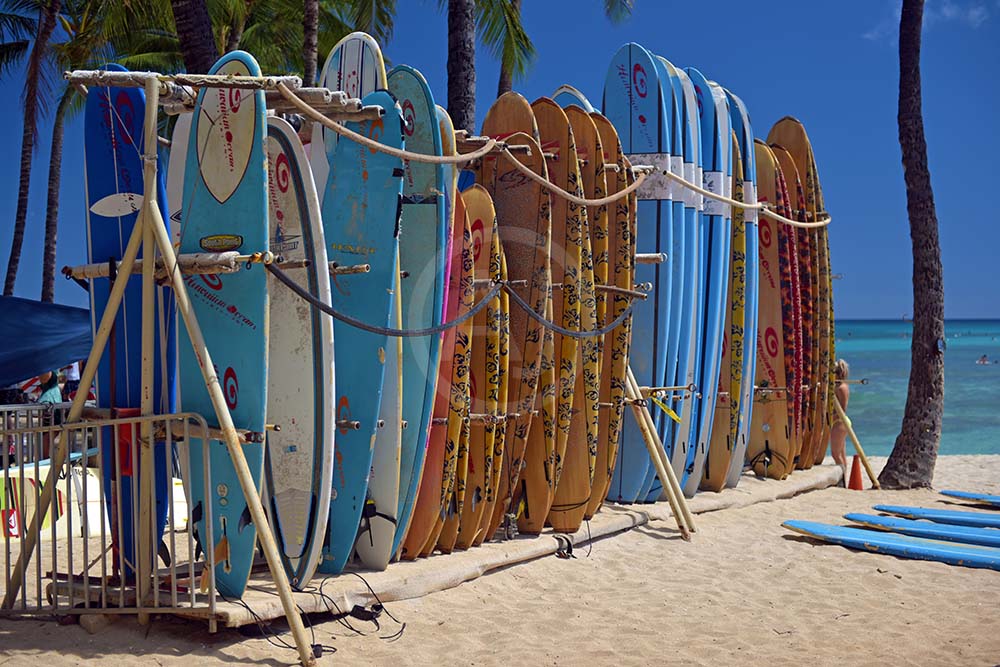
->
[179,51,268,598]
[318,90,405,575]
[783,519,1000,571]
[845,513,1000,549]
[939,490,1000,508]
[603,42,673,504]
[874,505,1000,530]
[85,63,175,582]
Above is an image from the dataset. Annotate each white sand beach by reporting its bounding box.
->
[1,455,998,666]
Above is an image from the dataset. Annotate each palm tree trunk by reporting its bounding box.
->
[40,87,73,303]
[3,0,61,297]
[878,0,944,489]
[225,15,244,52]
[495,0,520,97]
[447,0,476,133]
[303,0,319,86]
[170,0,219,73]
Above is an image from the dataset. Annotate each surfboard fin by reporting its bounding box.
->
[238,504,253,533]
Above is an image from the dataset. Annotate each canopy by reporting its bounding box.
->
[0,296,92,387]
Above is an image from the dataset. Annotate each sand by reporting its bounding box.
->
[1,455,998,666]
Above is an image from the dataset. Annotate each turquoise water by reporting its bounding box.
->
[835,319,1000,456]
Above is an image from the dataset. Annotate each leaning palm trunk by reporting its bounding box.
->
[447,0,476,133]
[41,87,74,303]
[879,0,944,489]
[3,0,61,296]
[303,0,319,86]
[170,0,219,73]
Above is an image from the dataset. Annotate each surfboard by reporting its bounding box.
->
[874,505,1000,529]
[845,513,1000,548]
[783,519,1000,571]
[702,132,744,493]
[317,89,404,575]
[401,190,472,559]
[311,31,386,203]
[476,93,552,544]
[453,186,508,550]
[166,112,191,246]
[940,490,1000,507]
[585,116,635,520]
[548,103,605,533]
[746,142,793,479]
[178,51,267,597]
[262,116,334,588]
[724,91,758,488]
[86,63,175,583]
[385,65,448,561]
[552,85,597,112]
[681,68,731,498]
[603,43,673,504]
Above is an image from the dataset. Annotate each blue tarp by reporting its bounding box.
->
[0,296,92,387]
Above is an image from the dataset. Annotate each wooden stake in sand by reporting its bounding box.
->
[832,399,880,489]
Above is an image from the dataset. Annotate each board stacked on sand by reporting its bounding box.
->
[940,490,1000,507]
[262,116,334,588]
[845,513,1000,548]
[385,65,449,565]
[452,186,510,550]
[85,63,175,582]
[475,93,553,544]
[873,505,1000,529]
[178,51,267,598]
[549,94,606,533]
[317,89,404,575]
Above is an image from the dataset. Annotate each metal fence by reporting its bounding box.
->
[1,406,220,629]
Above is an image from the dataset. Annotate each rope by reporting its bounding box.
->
[498,149,648,207]
[660,169,832,229]
[276,82,496,165]
[266,263,499,337]
[504,287,635,339]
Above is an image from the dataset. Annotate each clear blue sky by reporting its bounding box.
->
[1,0,997,318]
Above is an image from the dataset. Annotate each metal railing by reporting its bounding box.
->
[1,406,219,629]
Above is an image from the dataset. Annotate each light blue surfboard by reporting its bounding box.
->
[874,505,1000,529]
[603,43,673,504]
[85,63,176,583]
[318,90,405,574]
[845,513,1000,549]
[552,84,596,112]
[940,490,1000,507]
[178,51,268,598]
[784,519,1000,571]
[724,89,758,489]
[387,65,448,559]
[681,68,732,498]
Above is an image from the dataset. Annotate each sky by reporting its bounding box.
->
[0,0,997,319]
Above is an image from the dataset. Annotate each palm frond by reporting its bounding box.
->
[0,38,28,74]
[346,0,395,43]
[477,0,535,81]
[602,0,634,23]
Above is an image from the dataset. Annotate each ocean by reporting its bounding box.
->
[834,319,1000,456]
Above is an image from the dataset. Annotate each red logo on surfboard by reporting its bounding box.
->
[633,64,647,99]
[402,100,416,137]
[471,218,484,260]
[765,327,780,358]
[337,396,351,435]
[223,367,239,408]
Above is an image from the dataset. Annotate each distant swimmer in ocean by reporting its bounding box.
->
[977,354,990,365]
[829,359,851,486]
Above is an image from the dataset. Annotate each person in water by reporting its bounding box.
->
[977,354,990,365]
[829,359,850,484]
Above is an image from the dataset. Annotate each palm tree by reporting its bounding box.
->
[3,0,60,297]
[169,0,217,72]
[878,0,943,489]
[447,0,476,133]
[303,0,317,84]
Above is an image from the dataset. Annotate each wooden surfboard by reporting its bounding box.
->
[178,51,267,597]
[549,102,605,533]
[317,90,404,575]
[262,116,334,588]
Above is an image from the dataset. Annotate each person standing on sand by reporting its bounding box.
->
[829,359,850,485]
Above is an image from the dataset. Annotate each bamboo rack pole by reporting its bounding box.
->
[2,199,146,610]
[146,204,315,665]
[624,366,695,537]
[833,399,880,489]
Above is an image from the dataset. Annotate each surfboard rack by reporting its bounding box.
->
[62,251,279,282]
[337,419,362,431]
[635,253,667,264]
[474,278,527,289]
[329,261,371,276]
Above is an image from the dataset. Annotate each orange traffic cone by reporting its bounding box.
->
[848,455,864,490]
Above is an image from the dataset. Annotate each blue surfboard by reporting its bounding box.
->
[602,43,673,504]
[318,90,405,574]
[681,68,732,498]
[552,84,597,112]
[784,519,1000,571]
[178,51,268,598]
[874,505,1000,529]
[84,63,175,582]
[386,65,448,559]
[940,490,1000,507]
[724,90,758,488]
[845,513,1000,548]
